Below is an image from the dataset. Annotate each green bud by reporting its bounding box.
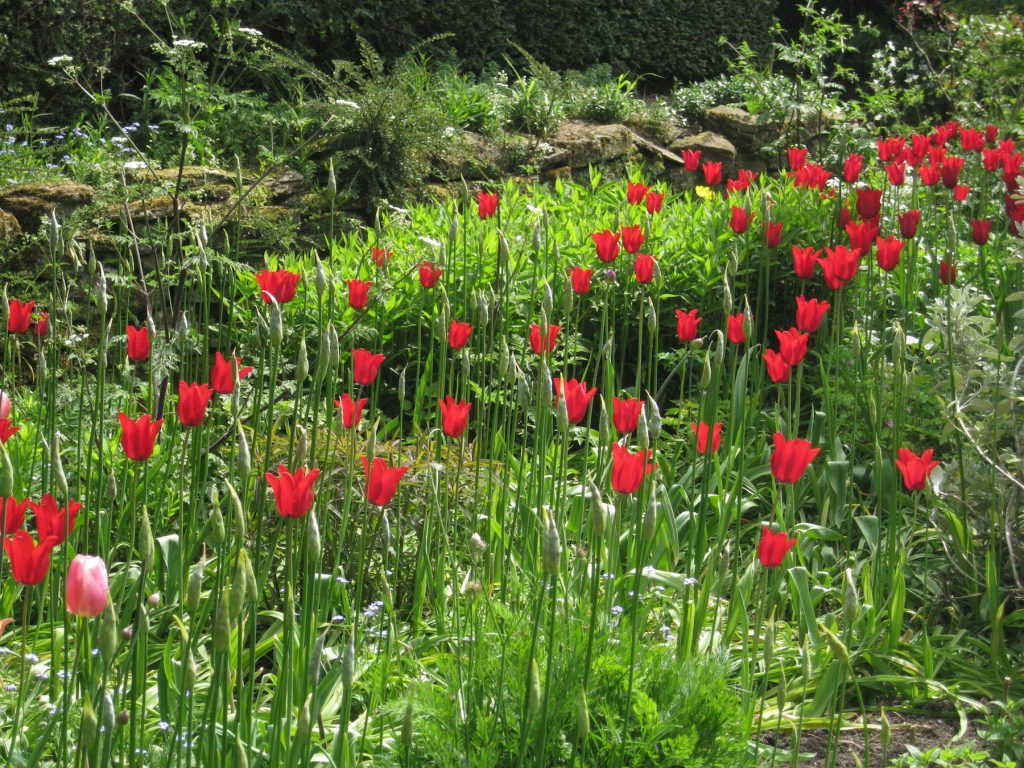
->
[819,622,850,665]
[844,568,860,628]
[49,209,62,253]
[99,601,118,664]
[236,423,251,482]
[713,330,726,368]
[209,504,225,548]
[880,708,891,752]
[527,658,542,718]
[80,699,99,750]
[326,158,337,199]
[341,634,355,689]
[397,367,406,405]
[722,273,733,315]
[105,470,118,503]
[186,553,205,614]
[242,548,258,603]
[499,340,510,380]
[228,553,247,620]
[176,310,188,344]
[401,688,415,756]
[309,631,327,687]
[556,392,569,432]
[532,222,541,252]
[699,350,712,390]
[498,231,510,269]
[314,256,327,299]
[235,738,250,768]
[637,408,649,451]
[538,362,552,408]
[306,509,322,566]
[269,303,283,348]
[138,507,154,570]
[646,296,657,333]
[214,592,232,653]
[599,397,610,445]
[0,447,13,498]
[52,434,68,501]
[101,689,116,732]
[297,694,313,742]
[643,493,657,542]
[448,212,459,243]
[542,512,561,577]
[295,425,309,469]
[576,689,590,741]
[542,282,553,318]
[96,263,108,316]
[297,337,309,384]
[226,480,246,538]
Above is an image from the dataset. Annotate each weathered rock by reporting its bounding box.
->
[704,105,776,152]
[541,121,634,170]
[0,210,21,240]
[261,168,309,203]
[539,166,573,184]
[630,131,684,168]
[435,132,506,181]
[670,132,737,164]
[0,181,94,230]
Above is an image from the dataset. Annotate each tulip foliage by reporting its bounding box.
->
[0,120,1021,767]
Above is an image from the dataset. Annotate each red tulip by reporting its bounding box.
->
[674,308,702,342]
[680,149,701,171]
[529,324,560,355]
[702,161,723,186]
[845,220,879,255]
[610,443,656,495]
[819,245,860,290]
[362,457,408,506]
[265,465,320,518]
[970,218,992,245]
[335,393,368,429]
[127,325,151,361]
[592,230,621,263]
[0,418,19,445]
[729,206,750,234]
[855,188,883,220]
[210,352,253,394]
[727,313,747,344]
[33,312,48,338]
[757,526,797,568]
[439,396,472,438]
[787,147,809,171]
[569,266,593,294]
[7,299,35,333]
[347,279,372,310]
[792,163,832,190]
[626,181,649,205]
[875,236,905,272]
[352,348,386,385]
[795,296,830,333]
[917,164,941,186]
[839,207,852,230]
[30,494,82,545]
[898,210,921,238]
[885,162,906,186]
[792,246,820,280]
[770,432,820,484]
[255,269,300,303]
[118,413,163,461]
[448,320,473,350]
[645,190,665,214]
[982,147,1004,172]
[4,531,58,585]
[633,253,655,284]
[763,349,791,383]
[370,246,392,268]
[843,153,863,183]
[553,377,598,424]
[612,397,643,434]
[0,497,29,534]
[66,555,109,618]
[690,421,723,454]
[763,220,784,248]
[940,156,964,188]
[0,390,10,420]
[775,327,809,366]
[985,124,999,144]
[953,184,970,201]
[960,127,984,152]
[620,225,645,254]
[939,259,957,285]
[895,447,940,491]
[477,191,499,220]
[177,381,213,427]
[419,261,443,289]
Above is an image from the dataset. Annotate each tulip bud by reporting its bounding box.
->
[309,630,327,687]
[699,350,712,390]
[819,622,850,664]
[101,693,115,732]
[462,347,470,379]
[742,298,753,339]
[186,553,205,613]
[556,392,569,433]
[314,256,327,299]
[366,418,378,461]
[176,310,188,344]
[80,699,99,750]
[138,507,154,570]
[448,212,459,243]
[652,260,663,284]
[269,303,283,348]
[542,512,561,577]
[713,330,725,367]
[517,374,531,412]
[589,480,606,538]
[645,394,662,443]
[327,158,337,199]
[306,509,322,565]
[843,568,860,628]
[341,633,355,689]
[295,426,309,469]
[851,322,861,358]
[646,297,657,334]
[397,367,407,406]
[498,231,510,270]
[235,738,250,768]
[880,708,891,754]
[209,505,225,548]
[96,264,108,316]
[598,398,610,446]
[527,659,541,718]
[643,493,657,542]
[532,222,542,252]
[722,273,733,315]
[37,352,46,378]
[236,424,251,482]
[576,689,590,741]
[228,551,248,619]
[542,282,553,318]
[52,434,68,501]
[0,447,13,498]
[297,694,312,742]
[226,480,246,538]
[602,337,613,362]
[764,619,775,670]
[892,322,905,363]
[637,408,649,451]
[105,470,118,503]
[49,209,61,253]
[99,601,118,663]
[242,548,258,603]
[297,338,309,384]
[538,362,552,408]
[214,593,232,653]
[499,340,510,379]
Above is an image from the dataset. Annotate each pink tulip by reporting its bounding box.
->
[0,391,9,420]
[66,555,109,618]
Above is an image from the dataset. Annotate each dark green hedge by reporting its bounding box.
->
[0,0,777,107]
